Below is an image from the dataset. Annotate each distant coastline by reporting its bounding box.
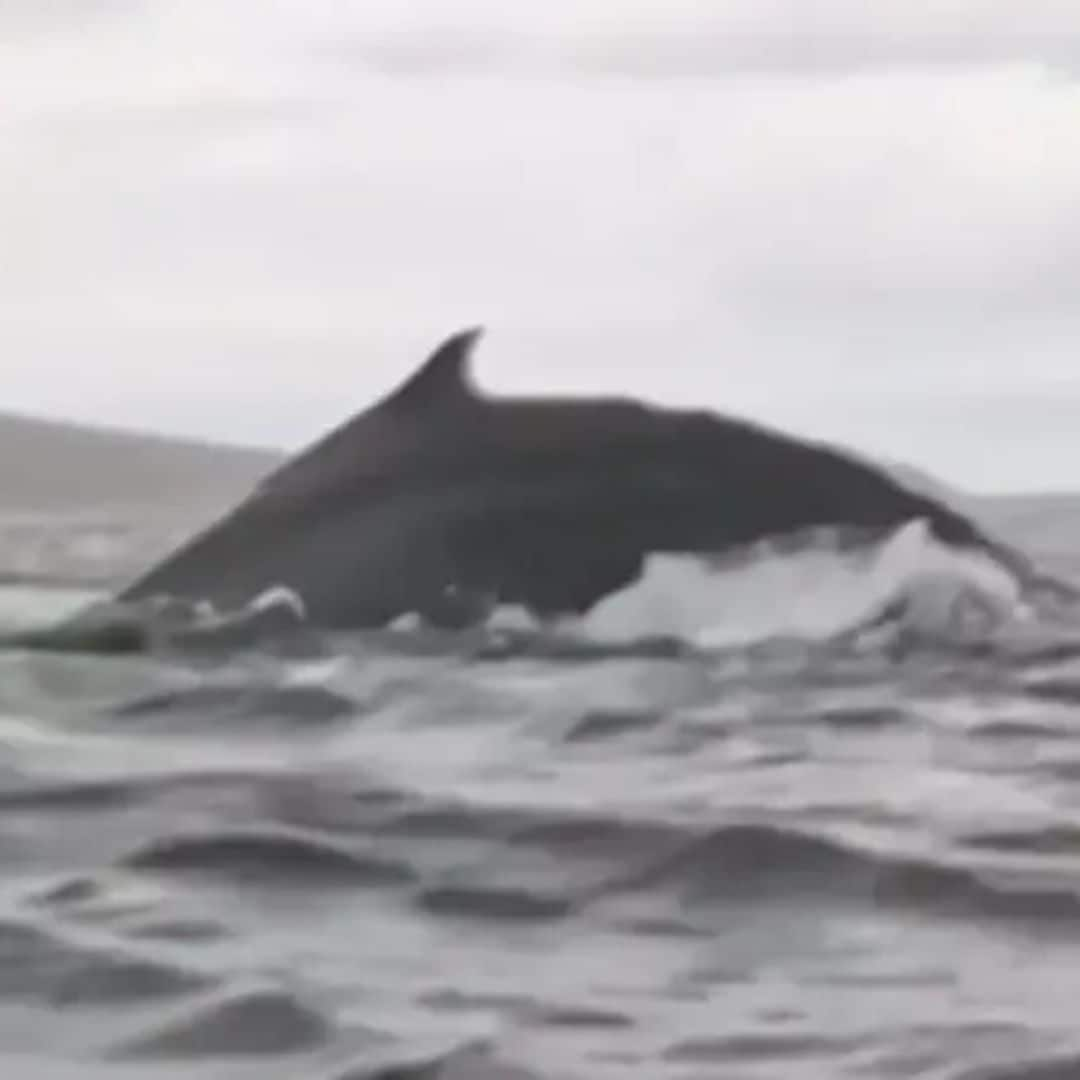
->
[0,409,280,514]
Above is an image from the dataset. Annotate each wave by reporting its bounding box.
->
[451,810,1080,929]
[110,984,332,1060]
[952,1052,1080,1080]
[226,781,1080,933]
[333,1040,542,1080]
[4,517,1079,668]
[661,1031,862,1065]
[121,826,418,888]
[0,916,215,1006]
[108,682,360,725]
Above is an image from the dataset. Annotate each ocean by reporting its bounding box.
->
[6,5,1080,1077]
[3,498,1080,1080]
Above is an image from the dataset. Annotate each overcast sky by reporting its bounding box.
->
[2,1,1080,493]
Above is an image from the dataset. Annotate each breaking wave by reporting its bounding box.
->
[1,517,1067,664]
[574,519,1024,648]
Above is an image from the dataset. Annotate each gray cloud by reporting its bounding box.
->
[0,1,130,40]
[313,1,1080,78]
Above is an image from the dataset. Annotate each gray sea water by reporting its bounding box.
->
[7,5,1080,1077]
[3,505,1080,1080]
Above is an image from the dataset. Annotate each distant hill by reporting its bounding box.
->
[0,411,281,515]
[0,411,283,586]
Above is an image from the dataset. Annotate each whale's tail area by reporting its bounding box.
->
[924,503,1080,609]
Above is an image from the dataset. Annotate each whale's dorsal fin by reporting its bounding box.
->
[382,326,483,413]
[247,327,485,503]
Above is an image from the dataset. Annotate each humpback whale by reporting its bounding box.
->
[97,327,1072,634]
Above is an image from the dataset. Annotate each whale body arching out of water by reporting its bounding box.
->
[94,327,1071,634]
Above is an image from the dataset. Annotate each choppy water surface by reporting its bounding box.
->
[3,517,1080,1079]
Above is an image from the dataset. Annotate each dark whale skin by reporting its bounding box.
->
[113,327,1064,629]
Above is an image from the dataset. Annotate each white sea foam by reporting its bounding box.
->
[575,519,1020,648]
